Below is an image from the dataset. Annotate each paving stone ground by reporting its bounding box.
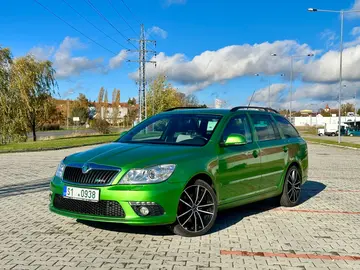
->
[0,143,359,270]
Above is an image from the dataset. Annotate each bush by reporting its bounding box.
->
[93,119,110,134]
[39,123,60,131]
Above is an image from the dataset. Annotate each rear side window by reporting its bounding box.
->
[250,114,281,141]
[274,115,300,138]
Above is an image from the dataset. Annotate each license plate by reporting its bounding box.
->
[63,186,99,202]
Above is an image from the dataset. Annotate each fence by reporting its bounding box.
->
[293,116,357,127]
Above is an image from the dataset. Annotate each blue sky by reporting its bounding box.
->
[2,0,360,110]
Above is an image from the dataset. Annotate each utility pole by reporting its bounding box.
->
[127,24,156,122]
[66,99,70,130]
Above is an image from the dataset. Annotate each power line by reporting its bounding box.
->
[84,0,137,49]
[61,0,127,49]
[119,0,156,50]
[120,0,141,25]
[33,0,117,55]
[107,0,138,36]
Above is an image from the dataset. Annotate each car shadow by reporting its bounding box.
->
[210,180,326,234]
[0,178,50,198]
[79,180,326,236]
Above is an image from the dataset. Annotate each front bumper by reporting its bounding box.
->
[49,177,184,225]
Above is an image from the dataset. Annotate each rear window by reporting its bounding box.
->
[274,115,300,138]
[250,114,281,141]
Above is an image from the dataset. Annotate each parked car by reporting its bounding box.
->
[50,106,308,237]
[347,129,360,136]
[317,128,324,136]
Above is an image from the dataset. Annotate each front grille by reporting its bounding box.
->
[63,166,119,185]
[53,194,125,217]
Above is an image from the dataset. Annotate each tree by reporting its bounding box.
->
[0,47,28,143]
[146,74,201,117]
[341,103,355,116]
[9,55,56,141]
[97,87,105,119]
[112,89,120,126]
[70,93,90,124]
[103,89,108,120]
[357,108,360,116]
[127,97,136,105]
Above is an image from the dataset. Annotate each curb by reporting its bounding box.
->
[0,141,111,154]
[306,141,360,150]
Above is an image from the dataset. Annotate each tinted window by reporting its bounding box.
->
[222,114,252,143]
[250,114,280,141]
[274,115,299,138]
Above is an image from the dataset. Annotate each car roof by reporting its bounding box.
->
[161,108,279,116]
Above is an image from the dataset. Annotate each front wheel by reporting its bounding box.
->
[169,179,218,237]
[280,166,302,207]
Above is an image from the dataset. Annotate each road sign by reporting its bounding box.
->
[73,117,80,122]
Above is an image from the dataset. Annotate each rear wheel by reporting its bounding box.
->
[169,180,218,237]
[280,166,302,207]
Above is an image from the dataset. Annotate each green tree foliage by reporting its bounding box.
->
[9,54,57,142]
[103,89,108,120]
[146,75,202,117]
[0,47,28,143]
[112,89,120,126]
[127,97,136,105]
[70,93,90,124]
[341,103,355,116]
[97,87,105,119]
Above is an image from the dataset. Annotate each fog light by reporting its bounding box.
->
[139,206,149,216]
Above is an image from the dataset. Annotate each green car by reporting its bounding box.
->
[50,106,308,237]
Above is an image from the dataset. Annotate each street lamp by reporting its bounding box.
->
[271,53,314,122]
[308,7,360,143]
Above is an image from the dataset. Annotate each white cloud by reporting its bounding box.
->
[28,46,55,61]
[251,83,287,104]
[320,29,337,49]
[302,45,360,83]
[54,37,104,78]
[351,26,360,36]
[109,50,127,69]
[129,40,315,93]
[349,0,360,18]
[147,26,168,39]
[28,37,128,79]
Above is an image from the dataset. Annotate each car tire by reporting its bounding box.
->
[169,179,218,237]
[350,134,354,137]
[280,166,302,207]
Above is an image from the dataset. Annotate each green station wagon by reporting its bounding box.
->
[50,106,308,237]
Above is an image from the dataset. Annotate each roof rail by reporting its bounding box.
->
[230,106,279,114]
[164,106,207,112]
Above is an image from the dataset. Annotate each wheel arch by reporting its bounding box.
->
[185,173,216,193]
[279,160,303,191]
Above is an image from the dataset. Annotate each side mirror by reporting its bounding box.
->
[221,133,247,147]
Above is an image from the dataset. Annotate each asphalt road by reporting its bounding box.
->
[0,143,359,269]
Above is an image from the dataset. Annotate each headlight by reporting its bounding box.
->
[120,164,176,184]
[55,161,66,179]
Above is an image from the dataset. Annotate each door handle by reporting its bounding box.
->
[283,146,288,153]
[252,149,259,158]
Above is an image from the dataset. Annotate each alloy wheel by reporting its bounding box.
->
[287,168,301,203]
[177,185,216,233]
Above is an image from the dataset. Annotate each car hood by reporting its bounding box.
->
[65,142,202,168]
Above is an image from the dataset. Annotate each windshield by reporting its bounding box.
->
[118,113,222,146]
